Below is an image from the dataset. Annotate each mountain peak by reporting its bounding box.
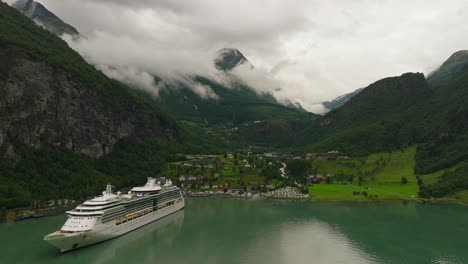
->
[427,50,468,85]
[214,48,253,71]
[12,0,79,36]
[322,87,364,113]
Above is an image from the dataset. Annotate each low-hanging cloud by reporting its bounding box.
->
[7,0,468,113]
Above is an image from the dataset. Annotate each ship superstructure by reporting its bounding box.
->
[44,177,184,252]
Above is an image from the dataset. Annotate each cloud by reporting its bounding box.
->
[8,0,468,113]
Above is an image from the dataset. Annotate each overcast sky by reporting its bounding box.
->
[6,0,468,112]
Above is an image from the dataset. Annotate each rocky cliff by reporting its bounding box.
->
[0,46,176,163]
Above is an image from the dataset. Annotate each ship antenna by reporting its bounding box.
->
[106,183,112,194]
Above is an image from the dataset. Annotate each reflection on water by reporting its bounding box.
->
[1,199,468,264]
[246,219,381,264]
[93,210,184,263]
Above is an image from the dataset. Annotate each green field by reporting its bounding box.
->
[307,184,415,201]
[221,169,238,176]
[309,146,468,201]
[418,162,466,186]
[367,147,416,182]
[311,147,424,198]
[365,147,419,196]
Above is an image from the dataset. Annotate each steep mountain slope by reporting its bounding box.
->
[300,67,466,178]
[155,77,308,125]
[427,50,468,86]
[322,88,363,112]
[0,2,178,162]
[303,73,432,155]
[0,2,196,207]
[12,0,79,36]
[413,65,468,174]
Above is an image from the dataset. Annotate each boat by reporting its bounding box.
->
[44,177,184,252]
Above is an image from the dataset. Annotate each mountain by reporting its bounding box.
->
[427,50,468,86]
[154,76,313,125]
[11,0,79,36]
[152,48,313,125]
[214,48,253,71]
[300,67,467,177]
[301,73,432,154]
[322,88,363,112]
[0,2,178,162]
[0,2,202,207]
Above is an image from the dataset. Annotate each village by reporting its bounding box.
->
[162,151,345,200]
[7,150,348,222]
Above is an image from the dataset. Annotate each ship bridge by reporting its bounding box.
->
[130,177,172,197]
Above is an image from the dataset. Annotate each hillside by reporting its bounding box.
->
[11,0,79,36]
[300,73,431,154]
[299,66,468,198]
[0,2,180,161]
[0,2,209,208]
[427,50,468,86]
[155,76,310,125]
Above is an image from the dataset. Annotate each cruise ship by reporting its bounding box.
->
[44,177,184,252]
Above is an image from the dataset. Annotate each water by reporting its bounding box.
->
[1,199,467,264]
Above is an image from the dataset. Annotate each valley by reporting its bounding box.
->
[0,0,467,220]
[1,1,468,262]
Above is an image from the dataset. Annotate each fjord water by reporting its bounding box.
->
[1,199,467,264]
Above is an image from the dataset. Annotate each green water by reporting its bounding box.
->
[1,199,467,264]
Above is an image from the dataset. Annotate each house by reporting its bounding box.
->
[264,152,278,158]
[179,175,186,182]
[212,184,219,189]
[245,164,251,168]
[337,156,351,160]
[187,176,197,181]
[315,175,326,182]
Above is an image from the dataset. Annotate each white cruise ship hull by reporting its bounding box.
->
[45,199,184,252]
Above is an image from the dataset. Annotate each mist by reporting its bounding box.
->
[6,0,468,113]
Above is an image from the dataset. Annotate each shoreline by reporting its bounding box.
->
[187,193,468,205]
[3,195,466,224]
